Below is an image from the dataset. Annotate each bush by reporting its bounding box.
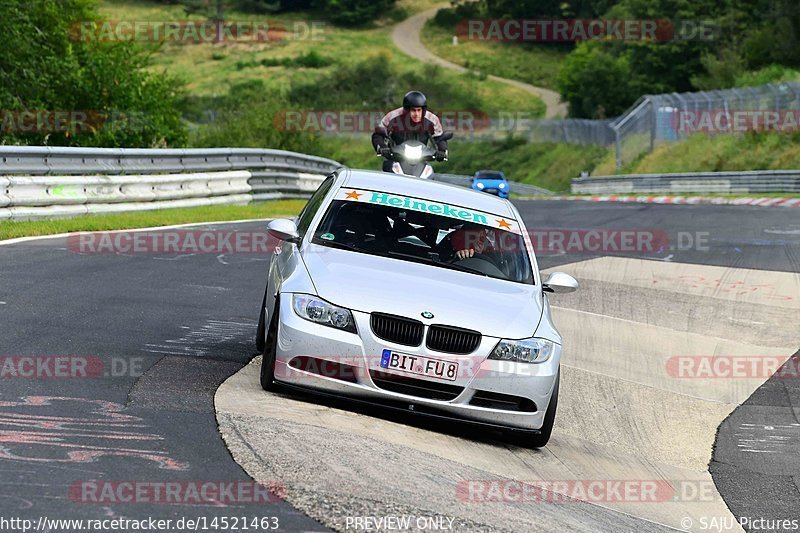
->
[0,0,186,147]
[735,65,800,87]
[432,3,483,29]
[238,51,332,70]
[557,43,639,118]
[288,54,513,113]
[190,80,321,154]
[293,50,332,68]
[312,0,396,26]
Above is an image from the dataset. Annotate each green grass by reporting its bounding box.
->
[592,132,800,176]
[98,0,545,117]
[0,200,305,240]
[436,139,607,192]
[317,136,380,170]
[420,18,568,90]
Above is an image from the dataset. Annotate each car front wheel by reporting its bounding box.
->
[507,369,559,448]
[255,287,268,353]
[259,297,281,392]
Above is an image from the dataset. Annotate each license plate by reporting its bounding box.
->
[380,349,458,381]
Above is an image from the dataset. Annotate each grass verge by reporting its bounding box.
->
[99,0,544,117]
[592,132,800,175]
[0,200,305,241]
[420,17,568,91]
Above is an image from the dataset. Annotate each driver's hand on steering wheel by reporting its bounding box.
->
[455,248,475,260]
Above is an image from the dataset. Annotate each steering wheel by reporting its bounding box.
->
[451,255,507,278]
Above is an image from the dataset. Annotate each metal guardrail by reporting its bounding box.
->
[0,146,340,220]
[0,146,562,220]
[571,170,800,194]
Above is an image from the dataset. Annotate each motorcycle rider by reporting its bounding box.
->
[372,90,450,172]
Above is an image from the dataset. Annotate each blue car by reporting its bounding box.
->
[471,170,510,198]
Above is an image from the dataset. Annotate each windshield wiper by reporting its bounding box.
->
[386,250,489,277]
[314,239,373,255]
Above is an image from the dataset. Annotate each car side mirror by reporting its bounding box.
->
[542,272,579,293]
[267,219,300,244]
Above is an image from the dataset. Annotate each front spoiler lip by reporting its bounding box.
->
[274,380,543,436]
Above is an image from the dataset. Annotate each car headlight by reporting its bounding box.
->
[404,145,423,161]
[488,337,555,364]
[498,183,506,188]
[292,294,357,333]
[476,182,485,189]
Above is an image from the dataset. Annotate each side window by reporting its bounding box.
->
[296,176,335,238]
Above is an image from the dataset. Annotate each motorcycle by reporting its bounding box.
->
[380,132,453,179]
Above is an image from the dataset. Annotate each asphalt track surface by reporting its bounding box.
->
[0,201,798,532]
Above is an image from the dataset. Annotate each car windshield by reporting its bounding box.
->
[310,190,534,284]
[477,172,504,181]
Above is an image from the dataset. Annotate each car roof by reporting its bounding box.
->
[339,168,516,219]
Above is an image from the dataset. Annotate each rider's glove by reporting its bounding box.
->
[379,147,393,158]
[434,150,448,161]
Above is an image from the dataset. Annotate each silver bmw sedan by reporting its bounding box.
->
[255,167,578,447]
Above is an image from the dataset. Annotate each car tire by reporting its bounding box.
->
[255,287,268,353]
[507,369,559,448]
[260,297,281,392]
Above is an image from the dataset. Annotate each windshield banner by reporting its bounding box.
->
[335,188,523,234]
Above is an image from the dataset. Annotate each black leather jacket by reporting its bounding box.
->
[371,107,449,152]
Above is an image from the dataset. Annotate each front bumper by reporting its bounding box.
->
[472,185,509,198]
[271,294,560,431]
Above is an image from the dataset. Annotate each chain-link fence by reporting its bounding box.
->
[463,82,800,172]
[464,117,615,145]
[610,82,800,171]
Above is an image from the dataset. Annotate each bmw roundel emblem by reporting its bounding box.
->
[421,311,434,319]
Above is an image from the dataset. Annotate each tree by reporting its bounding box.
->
[557,42,639,118]
[0,0,186,147]
[312,0,396,26]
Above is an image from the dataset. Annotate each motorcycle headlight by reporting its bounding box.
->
[488,337,555,364]
[476,182,485,189]
[404,145,423,161]
[292,294,357,333]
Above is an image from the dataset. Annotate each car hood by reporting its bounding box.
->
[302,244,542,339]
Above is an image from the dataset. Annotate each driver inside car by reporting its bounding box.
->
[450,225,498,260]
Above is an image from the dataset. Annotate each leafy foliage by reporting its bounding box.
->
[461,0,800,117]
[311,0,397,27]
[0,0,186,146]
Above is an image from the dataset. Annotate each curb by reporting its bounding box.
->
[541,195,800,207]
